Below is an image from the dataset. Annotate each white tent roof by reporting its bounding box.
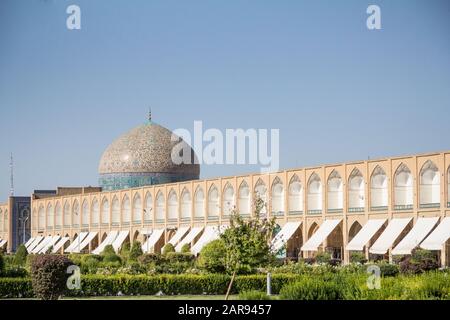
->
[168,227,190,246]
[141,229,165,253]
[392,217,439,255]
[346,219,386,251]
[92,230,119,255]
[191,225,228,255]
[32,236,53,254]
[72,232,98,253]
[420,217,450,250]
[175,226,204,252]
[39,236,61,254]
[24,237,35,249]
[301,219,341,252]
[0,239,7,248]
[52,237,70,253]
[65,232,89,253]
[112,231,129,252]
[27,236,43,253]
[271,221,302,253]
[369,218,412,255]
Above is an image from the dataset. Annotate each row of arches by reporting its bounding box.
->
[33,161,450,230]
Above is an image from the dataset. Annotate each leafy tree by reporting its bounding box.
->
[14,244,28,266]
[129,241,143,261]
[197,239,226,273]
[101,245,122,264]
[120,242,130,257]
[181,244,191,253]
[221,193,276,299]
[162,243,175,255]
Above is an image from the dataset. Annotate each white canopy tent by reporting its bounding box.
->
[392,217,439,255]
[65,232,89,253]
[24,237,35,249]
[420,217,450,250]
[71,232,98,253]
[39,236,61,254]
[141,229,165,253]
[191,226,228,255]
[0,239,7,249]
[168,227,190,246]
[346,219,386,251]
[301,219,342,252]
[175,227,204,252]
[112,231,129,252]
[52,237,70,253]
[369,218,412,255]
[92,230,119,255]
[27,236,43,253]
[32,236,53,254]
[270,221,302,253]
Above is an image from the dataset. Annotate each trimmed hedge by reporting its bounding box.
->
[0,278,33,298]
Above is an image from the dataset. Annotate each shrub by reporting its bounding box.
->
[138,253,162,265]
[0,253,4,276]
[399,249,439,274]
[162,243,175,255]
[102,245,122,264]
[30,254,73,300]
[120,242,130,257]
[14,244,28,266]
[166,252,195,263]
[197,239,226,273]
[375,261,399,277]
[239,290,271,300]
[3,265,28,278]
[0,278,33,298]
[129,241,143,261]
[279,277,343,300]
[350,252,367,264]
[181,244,191,253]
[315,252,332,264]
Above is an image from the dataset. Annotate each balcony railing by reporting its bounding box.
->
[288,210,303,215]
[180,217,191,222]
[101,223,109,227]
[371,206,388,212]
[307,210,322,215]
[54,226,61,230]
[122,222,130,227]
[155,219,165,224]
[64,224,71,228]
[82,224,89,228]
[111,222,119,227]
[194,217,204,221]
[448,202,450,208]
[168,218,179,223]
[208,216,219,220]
[72,224,79,228]
[348,207,365,213]
[272,211,285,217]
[327,209,343,214]
[394,204,413,211]
[143,219,152,225]
[133,220,141,225]
[419,203,440,209]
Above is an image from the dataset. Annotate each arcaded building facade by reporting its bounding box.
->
[19,150,450,266]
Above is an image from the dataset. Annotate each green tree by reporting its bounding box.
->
[197,239,226,273]
[221,193,276,299]
[181,243,191,253]
[14,244,28,266]
[162,243,175,255]
[101,245,122,264]
[129,241,143,261]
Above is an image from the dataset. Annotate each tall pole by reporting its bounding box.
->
[10,153,14,196]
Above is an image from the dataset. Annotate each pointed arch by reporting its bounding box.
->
[194,186,205,218]
[208,185,220,218]
[180,188,192,220]
[111,196,120,225]
[348,168,365,211]
[101,198,110,225]
[370,166,388,209]
[63,201,71,227]
[419,160,440,207]
[222,183,235,217]
[81,199,89,226]
[55,202,62,228]
[72,200,80,226]
[238,181,251,215]
[271,177,284,215]
[46,203,54,228]
[394,163,413,209]
[168,189,178,220]
[144,192,153,222]
[288,175,303,214]
[255,178,267,214]
[122,195,131,224]
[91,198,100,225]
[308,222,319,239]
[38,205,45,230]
[348,221,363,243]
[327,170,343,212]
[155,191,165,221]
[307,173,322,213]
[132,193,142,223]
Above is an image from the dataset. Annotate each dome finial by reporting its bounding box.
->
[148,107,152,123]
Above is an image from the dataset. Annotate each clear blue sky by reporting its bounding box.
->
[0,0,449,200]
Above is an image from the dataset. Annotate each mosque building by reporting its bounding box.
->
[0,115,449,267]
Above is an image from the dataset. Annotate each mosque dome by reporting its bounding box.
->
[98,117,199,191]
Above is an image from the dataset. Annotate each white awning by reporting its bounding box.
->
[65,232,89,253]
[27,236,43,253]
[39,236,61,254]
[140,229,153,236]
[72,232,98,253]
[52,237,70,253]
[369,218,412,255]
[301,219,342,251]
[32,236,53,254]
[346,219,386,251]
[168,227,190,246]
[24,237,35,249]
[191,225,227,255]
[112,231,129,252]
[175,226,204,252]
[141,229,165,253]
[271,221,302,253]
[392,217,439,255]
[92,230,119,255]
[0,239,7,248]
[420,217,450,250]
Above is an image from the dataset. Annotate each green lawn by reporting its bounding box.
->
[65,295,240,300]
